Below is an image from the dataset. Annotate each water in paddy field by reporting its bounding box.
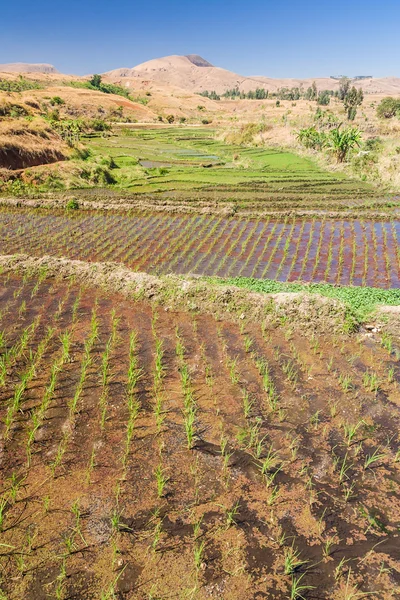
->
[1,210,399,288]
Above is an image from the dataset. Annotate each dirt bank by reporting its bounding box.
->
[0,253,357,334]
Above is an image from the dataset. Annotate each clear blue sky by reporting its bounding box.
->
[1,0,399,77]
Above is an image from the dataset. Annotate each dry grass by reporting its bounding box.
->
[0,117,67,170]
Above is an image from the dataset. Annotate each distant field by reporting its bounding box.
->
[83,128,385,209]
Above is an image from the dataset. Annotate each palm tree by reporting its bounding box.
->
[326,126,361,162]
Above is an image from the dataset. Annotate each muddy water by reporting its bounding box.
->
[0,209,399,288]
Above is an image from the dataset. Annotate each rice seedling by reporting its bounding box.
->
[194,539,206,571]
[244,336,253,353]
[362,371,379,393]
[0,496,8,532]
[339,373,353,393]
[322,535,336,558]
[364,448,385,470]
[228,356,240,384]
[154,463,169,498]
[242,389,254,418]
[342,421,364,447]
[184,406,197,449]
[267,485,280,506]
[222,501,240,529]
[290,573,315,600]
[284,544,306,575]
[381,333,393,354]
[337,453,354,484]
[260,445,279,476]
[387,366,395,384]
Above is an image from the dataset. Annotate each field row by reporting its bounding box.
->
[1,209,399,288]
[0,273,399,598]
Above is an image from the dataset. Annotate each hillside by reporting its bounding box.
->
[105,54,400,95]
[0,62,59,74]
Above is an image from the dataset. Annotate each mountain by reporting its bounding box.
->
[105,54,270,93]
[105,54,400,95]
[0,63,59,74]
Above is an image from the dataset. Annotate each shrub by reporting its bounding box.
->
[0,102,28,118]
[201,119,212,125]
[0,76,42,92]
[296,127,326,150]
[364,137,383,152]
[50,96,65,106]
[166,115,175,124]
[376,97,400,119]
[326,126,361,162]
[66,198,79,210]
[90,119,111,132]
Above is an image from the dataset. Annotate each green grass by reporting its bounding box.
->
[206,276,400,321]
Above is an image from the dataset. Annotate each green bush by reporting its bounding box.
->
[90,118,111,132]
[50,96,65,106]
[0,76,42,92]
[376,97,400,119]
[296,127,326,150]
[66,198,79,210]
[66,78,132,100]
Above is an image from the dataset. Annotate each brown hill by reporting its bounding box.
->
[105,55,264,93]
[105,54,400,95]
[0,63,59,74]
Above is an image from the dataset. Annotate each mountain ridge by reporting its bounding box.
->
[104,54,400,95]
[0,62,59,74]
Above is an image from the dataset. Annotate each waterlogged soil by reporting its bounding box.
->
[0,273,399,599]
[0,208,399,288]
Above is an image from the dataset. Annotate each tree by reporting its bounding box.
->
[166,114,175,123]
[326,125,361,162]
[317,91,331,106]
[376,97,400,119]
[338,77,350,100]
[343,86,363,120]
[90,74,102,88]
[311,81,318,100]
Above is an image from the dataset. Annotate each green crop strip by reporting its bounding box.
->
[205,276,400,321]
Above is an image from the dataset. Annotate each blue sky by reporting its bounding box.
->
[1,0,399,77]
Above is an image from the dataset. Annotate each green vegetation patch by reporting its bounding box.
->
[207,276,400,322]
[0,76,42,92]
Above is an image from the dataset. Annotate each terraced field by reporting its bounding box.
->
[81,128,396,213]
[1,208,399,288]
[1,125,400,600]
[0,269,399,599]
